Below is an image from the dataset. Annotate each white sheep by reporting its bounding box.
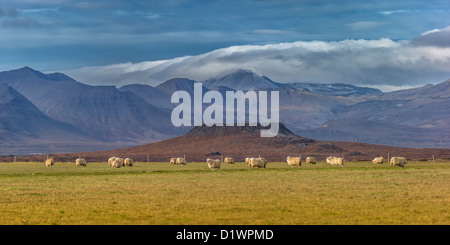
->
[123,158,134,167]
[45,157,55,167]
[249,157,267,168]
[390,157,407,167]
[326,156,344,167]
[286,156,301,167]
[108,157,117,167]
[112,157,124,168]
[224,157,235,164]
[372,157,384,164]
[306,157,316,164]
[245,157,250,165]
[75,158,87,167]
[176,157,187,165]
[206,158,221,170]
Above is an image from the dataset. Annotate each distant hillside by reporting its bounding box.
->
[118,84,170,109]
[46,123,450,163]
[0,83,109,155]
[313,79,450,148]
[299,118,445,148]
[288,82,382,97]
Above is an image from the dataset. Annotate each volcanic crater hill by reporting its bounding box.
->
[42,123,450,163]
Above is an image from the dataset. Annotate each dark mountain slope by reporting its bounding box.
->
[0,67,185,145]
[0,83,108,155]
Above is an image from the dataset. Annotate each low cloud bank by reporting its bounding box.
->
[63,26,450,92]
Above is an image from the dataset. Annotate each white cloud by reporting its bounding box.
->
[421,28,441,36]
[379,10,408,15]
[62,28,450,91]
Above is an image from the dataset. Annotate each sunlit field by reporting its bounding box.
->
[0,161,449,225]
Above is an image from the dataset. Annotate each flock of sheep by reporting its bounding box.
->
[169,155,408,170]
[43,155,408,169]
[373,156,408,167]
[44,156,134,168]
[107,157,134,168]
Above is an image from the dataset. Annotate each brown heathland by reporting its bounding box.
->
[5,124,449,163]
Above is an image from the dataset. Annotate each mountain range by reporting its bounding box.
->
[0,67,449,155]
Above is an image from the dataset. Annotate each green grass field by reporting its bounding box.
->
[0,161,449,225]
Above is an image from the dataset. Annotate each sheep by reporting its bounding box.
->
[260,157,268,167]
[286,156,301,167]
[206,158,221,170]
[248,158,262,168]
[372,157,384,164]
[170,158,177,165]
[75,158,87,167]
[112,157,124,168]
[306,157,316,164]
[245,157,250,165]
[123,158,134,167]
[224,157,235,164]
[176,157,187,165]
[249,157,267,168]
[390,157,407,167]
[45,157,55,167]
[326,156,344,167]
[108,157,117,167]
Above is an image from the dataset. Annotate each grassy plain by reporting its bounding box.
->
[0,161,449,225]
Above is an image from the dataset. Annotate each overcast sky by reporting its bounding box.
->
[1,0,450,91]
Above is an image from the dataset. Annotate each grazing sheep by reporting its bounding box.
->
[224,157,235,164]
[260,157,268,167]
[372,157,384,164]
[45,157,55,167]
[75,158,87,167]
[286,156,301,167]
[176,157,187,165]
[390,157,407,167]
[108,157,117,167]
[206,158,221,170]
[306,157,316,164]
[249,157,267,168]
[112,157,124,168]
[326,156,344,167]
[245,157,250,165]
[170,158,177,165]
[123,158,134,167]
